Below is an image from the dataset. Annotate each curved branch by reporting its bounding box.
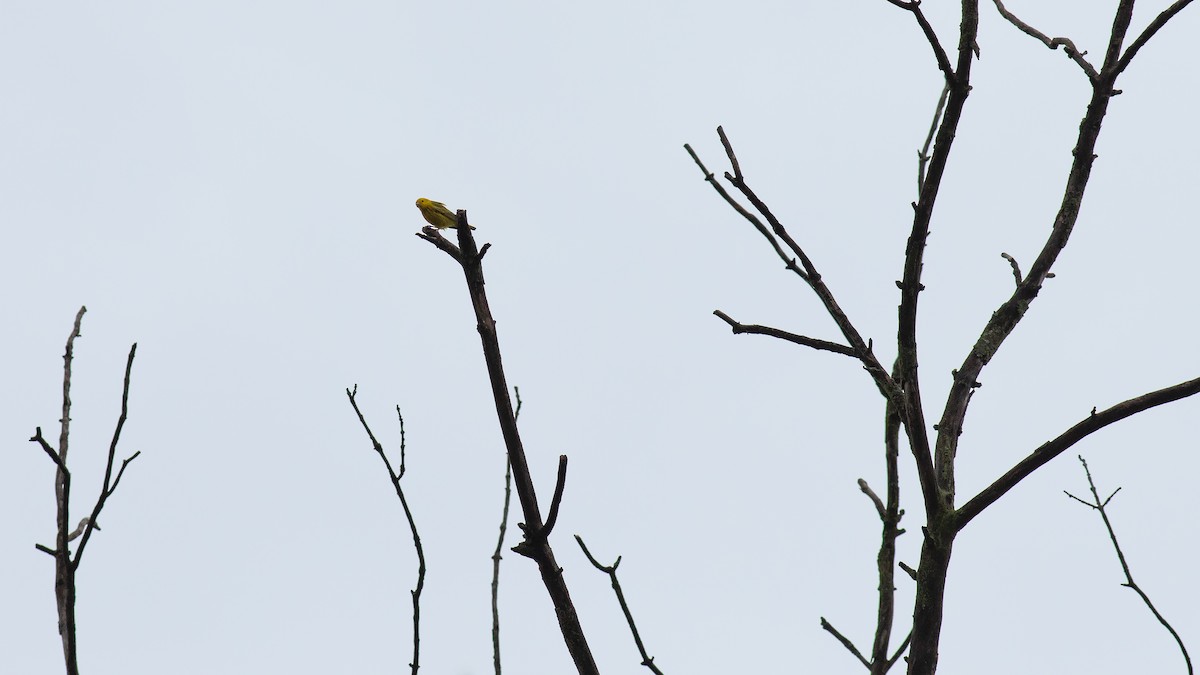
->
[345,387,426,675]
[992,0,1099,80]
[956,376,1200,530]
[885,0,957,83]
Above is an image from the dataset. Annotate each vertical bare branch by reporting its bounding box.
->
[53,306,86,675]
[916,84,950,195]
[870,380,908,674]
[492,387,521,675]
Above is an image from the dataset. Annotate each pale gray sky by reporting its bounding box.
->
[2,2,1198,674]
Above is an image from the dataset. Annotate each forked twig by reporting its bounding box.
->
[576,536,665,675]
[1065,456,1193,675]
[345,385,425,675]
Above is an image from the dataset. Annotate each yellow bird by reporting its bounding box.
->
[415,198,476,230]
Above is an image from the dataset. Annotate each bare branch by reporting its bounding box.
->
[917,84,950,195]
[684,142,796,270]
[575,536,666,675]
[1115,0,1196,77]
[992,0,1099,79]
[956,375,1200,530]
[866,378,907,675]
[542,455,568,537]
[29,427,65,469]
[420,221,599,675]
[887,631,913,670]
[884,1,958,83]
[931,12,1128,506]
[345,386,426,675]
[491,386,521,675]
[713,310,857,357]
[74,343,141,568]
[896,1,980,529]
[415,226,465,265]
[691,130,900,405]
[1000,253,1022,285]
[1095,0,1140,81]
[858,479,887,520]
[1068,456,1193,675]
[820,617,872,669]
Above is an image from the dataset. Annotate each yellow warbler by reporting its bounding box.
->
[415,198,476,230]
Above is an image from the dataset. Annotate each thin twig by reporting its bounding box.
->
[576,536,666,675]
[820,617,871,669]
[713,310,857,357]
[917,84,950,195]
[345,386,426,675]
[1067,456,1192,675]
[491,387,521,675]
[542,456,568,537]
[884,1,957,83]
[682,143,796,273]
[689,130,899,405]
[887,631,913,671]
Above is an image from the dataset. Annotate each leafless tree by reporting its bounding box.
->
[27,307,141,675]
[685,2,1197,674]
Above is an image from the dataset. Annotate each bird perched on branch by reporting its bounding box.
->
[415,198,475,230]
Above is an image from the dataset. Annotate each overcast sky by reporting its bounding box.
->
[2,2,1198,674]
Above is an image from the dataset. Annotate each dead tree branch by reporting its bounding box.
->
[884,0,957,84]
[712,310,857,357]
[1116,1,1196,77]
[917,84,950,195]
[685,129,899,407]
[1065,456,1193,675]
[346,385,425,675]
[491,387,521,675]
[992,0,1099,79]
[27,308,141,675]
[957,376,1200,530]
[418,214,599,675]
[576,536,665,675]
